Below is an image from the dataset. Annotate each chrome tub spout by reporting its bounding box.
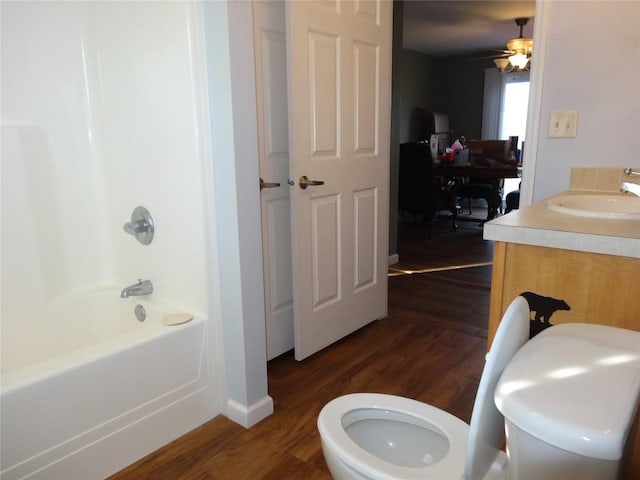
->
[120,279,153,298]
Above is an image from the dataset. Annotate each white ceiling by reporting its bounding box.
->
[403,0,536,57]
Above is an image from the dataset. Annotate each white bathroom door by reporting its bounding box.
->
[253,0,295,360]
[286,0,392,360]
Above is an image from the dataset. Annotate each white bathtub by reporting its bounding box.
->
[0,292,211,480]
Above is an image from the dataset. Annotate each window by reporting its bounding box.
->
[499,72,529,196]
[499,72,530,152]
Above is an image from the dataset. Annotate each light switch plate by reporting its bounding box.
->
[548,110,578,138]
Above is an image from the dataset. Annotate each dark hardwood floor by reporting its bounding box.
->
[109,211,495,480]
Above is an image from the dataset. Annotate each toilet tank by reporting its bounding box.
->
[495,323,640,480]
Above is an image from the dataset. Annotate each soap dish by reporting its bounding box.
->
[162,313,193,326]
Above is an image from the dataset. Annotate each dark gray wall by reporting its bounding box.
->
[397,49,439,143]
[397,50,492,143]
[388,0,403,258]
[434,54,493,141]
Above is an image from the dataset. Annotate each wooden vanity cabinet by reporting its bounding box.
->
[488,241,640,345]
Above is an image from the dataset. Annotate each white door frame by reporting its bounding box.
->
[519,0,548,208]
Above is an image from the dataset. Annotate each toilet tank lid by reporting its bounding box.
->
[495,323,640,461]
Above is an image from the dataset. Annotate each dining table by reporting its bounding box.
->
[433,162,522,224]
[433,163,521,180]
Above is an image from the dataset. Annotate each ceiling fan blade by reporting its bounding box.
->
[480,48,513,54]
[467,53,510,62]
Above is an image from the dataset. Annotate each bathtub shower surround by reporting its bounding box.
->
[1,2,221,478]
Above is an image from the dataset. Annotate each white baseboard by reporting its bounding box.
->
[388,253,399,266]
[226,396,274,428]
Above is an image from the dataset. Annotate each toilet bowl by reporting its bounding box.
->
[319,393,471,479]
[318,296,531,480]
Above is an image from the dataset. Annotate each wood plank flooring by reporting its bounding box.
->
[109,213,496,480]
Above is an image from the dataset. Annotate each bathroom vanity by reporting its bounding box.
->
[484,195,639,344]
[484,167,640,478]
[484,169,639,342]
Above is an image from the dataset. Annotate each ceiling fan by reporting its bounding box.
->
[474,17,533,72]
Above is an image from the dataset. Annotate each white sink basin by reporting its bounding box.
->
[546,194,640,220]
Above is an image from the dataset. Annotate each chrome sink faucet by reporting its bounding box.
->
[120,279,153,298]
[620,168,640,196]
[620,182,640,197]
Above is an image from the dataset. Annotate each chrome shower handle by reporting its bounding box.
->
[123,219,149,234]
[123,206,154,245]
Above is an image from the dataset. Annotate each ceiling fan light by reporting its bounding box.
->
[506,37,533,55]
[509,53,529,69]
[494,58,509,72]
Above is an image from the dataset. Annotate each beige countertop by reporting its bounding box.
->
[483,190,640,258]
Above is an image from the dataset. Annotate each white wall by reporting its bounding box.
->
[526,0,640,202]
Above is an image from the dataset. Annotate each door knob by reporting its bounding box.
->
[260,178,281,190]
[299,175,325,190]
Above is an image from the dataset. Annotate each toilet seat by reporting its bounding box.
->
[318,392,469,480]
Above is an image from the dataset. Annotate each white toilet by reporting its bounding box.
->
[318,297,640,479]
[495,322,640,480]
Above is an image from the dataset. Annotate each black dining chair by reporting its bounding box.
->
[398,142,457,236]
